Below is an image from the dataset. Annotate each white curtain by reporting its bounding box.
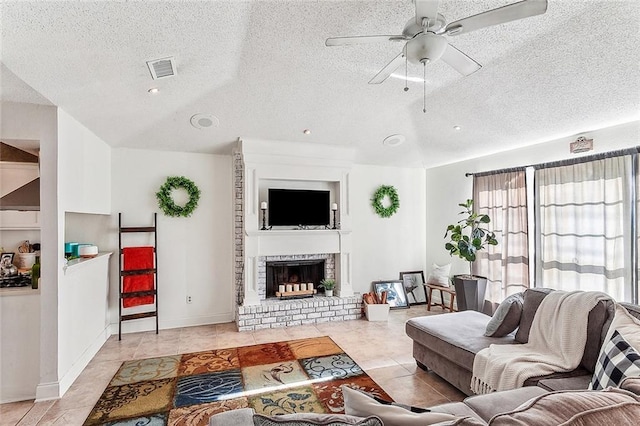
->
[473,170,529,303]
[535,155,632,302]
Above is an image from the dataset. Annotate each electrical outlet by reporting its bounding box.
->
[186,295,192,304]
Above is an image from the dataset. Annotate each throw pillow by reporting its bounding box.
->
[514,287,555,343]
[427,263,451,287]
[589,330,640,390]
[605,304,640,350]
[252,413,382,426]
[342,386,458,426]
[484,292,524,337]
[489,388,640,425]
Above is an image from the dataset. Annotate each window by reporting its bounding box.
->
[472,148,640,303]
[534,156,633,301]
[473,170,529,303]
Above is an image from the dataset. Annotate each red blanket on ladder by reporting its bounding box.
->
[122,246,155,308]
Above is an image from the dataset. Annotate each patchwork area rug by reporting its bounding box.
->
[84,336,391,425]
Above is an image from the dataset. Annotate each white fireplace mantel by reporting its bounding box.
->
[237,138,355,306]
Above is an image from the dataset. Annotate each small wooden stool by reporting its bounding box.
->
[426,284,457,312]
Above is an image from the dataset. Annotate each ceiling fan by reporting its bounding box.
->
[326,0,548,85]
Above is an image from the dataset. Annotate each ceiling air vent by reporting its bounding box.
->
[146,57,177,80]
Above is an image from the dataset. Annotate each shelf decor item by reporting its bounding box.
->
[371,185,400,218]
[444,199,498,311]
[321,278,336,296]
[331,202,338,229]
[156,176,201,218]
[260,201,268,230]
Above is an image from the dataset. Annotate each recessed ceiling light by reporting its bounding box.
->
[148,87,159,94]
[303,129,311,135]
[190,113,219,130]
[383,134,405,147]
[453,125,462,131]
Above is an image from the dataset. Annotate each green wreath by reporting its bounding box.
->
[156,176,201,217]
[371,185,400,218]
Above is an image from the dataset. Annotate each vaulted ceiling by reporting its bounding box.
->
[1,1,638,167]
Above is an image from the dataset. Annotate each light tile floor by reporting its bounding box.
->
[1,306,465,426]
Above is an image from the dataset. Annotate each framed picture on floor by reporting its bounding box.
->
[399,270,427,305]
[372,280,409,309]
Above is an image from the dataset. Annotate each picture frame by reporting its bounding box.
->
[372,280,409,309]
[399,270,427,305]
[1,252,15,268]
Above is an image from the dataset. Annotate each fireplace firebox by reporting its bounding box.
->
[266,259,325,298]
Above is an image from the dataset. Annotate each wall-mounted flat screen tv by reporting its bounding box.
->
[268,189,330,226]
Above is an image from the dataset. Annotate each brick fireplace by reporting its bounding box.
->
[261,254,333,299]
[233,139,360,331]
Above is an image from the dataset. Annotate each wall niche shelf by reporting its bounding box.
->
[64,252,112,275]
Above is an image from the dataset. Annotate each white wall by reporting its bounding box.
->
[57,109,111,215]
[351,165,427,299]
[425,121,640,277]
[50,108,113,398]
[110,148,234,333]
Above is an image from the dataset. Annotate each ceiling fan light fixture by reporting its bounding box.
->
[405,33,448,65]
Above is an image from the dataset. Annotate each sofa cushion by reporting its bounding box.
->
[620,302,640,320]
[488,388,640,425]
[484,293,523,337]
[463,386,548,422]
[252,413,383,426]
[621,376,640,395]
[513,288,613,374]
[580,299,613,373]
[536,374,592,391]
[406,311,517,371]
[589,330,640,390]
[514,288,554,343]
[429,402,483,421]
[342,386,458,426]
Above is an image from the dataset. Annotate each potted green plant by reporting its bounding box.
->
[320,278,336,297]
[444,199,498,311]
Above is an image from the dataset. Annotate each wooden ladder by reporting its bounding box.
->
[118,213,158,340]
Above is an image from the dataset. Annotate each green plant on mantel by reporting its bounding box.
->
[320,278,336,290]
[444,199,498,277]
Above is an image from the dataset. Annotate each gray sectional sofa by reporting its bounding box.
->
[405,287,640,396]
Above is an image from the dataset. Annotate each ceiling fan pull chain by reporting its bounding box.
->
[423,62,427,113]
[404,54,409,92]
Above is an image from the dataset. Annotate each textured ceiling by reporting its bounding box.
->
[1,1,638,167]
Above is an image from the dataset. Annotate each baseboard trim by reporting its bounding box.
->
[58,326,111,395]
[35,381,60,402]
[109,312,234,335]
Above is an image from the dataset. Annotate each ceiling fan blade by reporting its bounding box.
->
[369,52,405,84]
[415,0,440,25]
[325,35,405,46]
[444,0,548,36]
[441,44,482,76]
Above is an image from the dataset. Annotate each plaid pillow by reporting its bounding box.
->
[590,330,640,390]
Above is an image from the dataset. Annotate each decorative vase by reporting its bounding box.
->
[325,289,334,297]
[453,275,487,312]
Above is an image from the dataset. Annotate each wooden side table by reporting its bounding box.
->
[425,284,457,312]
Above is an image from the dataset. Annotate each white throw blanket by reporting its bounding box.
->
[471,290,610,394]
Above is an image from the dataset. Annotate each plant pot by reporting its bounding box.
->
[325,289,334,297]
[453,275,487,312]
